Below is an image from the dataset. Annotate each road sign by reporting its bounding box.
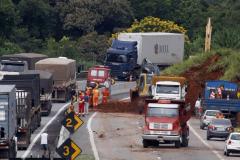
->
[56,138,81,160]
[62,111,84,133]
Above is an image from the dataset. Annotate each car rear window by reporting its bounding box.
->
[206,111,219,116]
[231,134,240,140]
[212,119,231,125]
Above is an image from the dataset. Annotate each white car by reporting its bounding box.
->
[200,110,221,129]
[224,132,240,156]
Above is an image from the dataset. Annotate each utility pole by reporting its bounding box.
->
[205,17,212,52]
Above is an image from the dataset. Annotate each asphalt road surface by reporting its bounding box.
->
[16,81,240,160]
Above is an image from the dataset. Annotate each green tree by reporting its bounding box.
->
[57,0,133,36]
[17,0,58,38]
[0,0,19,38]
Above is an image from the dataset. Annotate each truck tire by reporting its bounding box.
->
[143,139,150,148]
[207,134,211,140]
[181,135,189,147]
[175,141,181,148]
[200,124,204,130]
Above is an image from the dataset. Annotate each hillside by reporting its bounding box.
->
[162,49,240,108]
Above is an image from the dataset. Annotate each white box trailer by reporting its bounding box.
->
[117,32,184,66]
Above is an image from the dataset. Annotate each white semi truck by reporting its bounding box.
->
[105,32,184,80]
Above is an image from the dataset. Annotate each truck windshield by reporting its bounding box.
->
[106,54,128,63]
[0,63,25,72]
[156,85,179,94]
[147,107,178,117]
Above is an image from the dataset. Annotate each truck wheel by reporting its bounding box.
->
[226,150,230,156]
[143,139,150,148]
[175,141,181,148]
[181,135,189,147]
[207,134,211,140]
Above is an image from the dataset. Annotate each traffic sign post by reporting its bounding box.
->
[62,111,84,134]
[56,111,84,159]
[56,138,81,160]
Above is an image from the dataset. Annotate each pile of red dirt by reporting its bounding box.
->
[96,99,145,114]
[183,54,223,110]
[96,54,224,114]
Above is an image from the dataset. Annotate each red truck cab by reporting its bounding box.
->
[87,65,112,88]
[142,99,191,148]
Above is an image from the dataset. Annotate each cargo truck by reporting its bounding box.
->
[23,70,53,116]
[1,53,48,70]
[0,74,41,149]
[142,99,191,148]
[202,80,240,127]
[0,85,17,158]
[35,58,76,102]
[105,32,184,80]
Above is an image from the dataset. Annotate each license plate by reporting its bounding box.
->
[217,127,225,131]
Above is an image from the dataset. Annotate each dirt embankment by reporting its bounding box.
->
[96,99,144,114]
[96,54,224,113]
[183,54,223,110]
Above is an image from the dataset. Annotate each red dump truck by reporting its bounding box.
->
[142,99,191,148]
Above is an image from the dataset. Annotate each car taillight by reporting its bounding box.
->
[227,127,233,132]
[228,140,231,145]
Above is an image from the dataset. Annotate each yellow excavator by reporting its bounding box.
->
[130,58,160,101]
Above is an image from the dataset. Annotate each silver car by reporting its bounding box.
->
[207,118,233,140]
[200,110,221,129]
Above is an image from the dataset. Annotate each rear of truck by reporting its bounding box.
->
[35,58,76,102]
[202,80,240,127]
[142,99,191,148]
[0,85,17,158]
[0,74,41,149]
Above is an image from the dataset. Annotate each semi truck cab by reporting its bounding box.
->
[142,99,190,148]
[105,40,138,80]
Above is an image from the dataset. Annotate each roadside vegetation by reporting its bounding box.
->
[1,0,240,71]
[162,49,240,82]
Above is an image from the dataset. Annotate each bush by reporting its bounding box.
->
[111,16,188,40]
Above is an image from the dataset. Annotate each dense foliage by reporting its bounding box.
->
[0,0,240,65]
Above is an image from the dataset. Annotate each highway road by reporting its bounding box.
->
[16,81,240,160]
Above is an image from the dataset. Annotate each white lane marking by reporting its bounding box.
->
[119,97,130,101]
[22,103,70,159]
[88,97,129,160]
[188,123,225,160]
[87,112,100,160]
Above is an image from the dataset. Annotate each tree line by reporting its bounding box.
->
[0,0,240,65]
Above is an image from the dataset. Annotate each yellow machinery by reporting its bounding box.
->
[130,75,187,102]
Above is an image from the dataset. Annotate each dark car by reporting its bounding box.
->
[207,118,233,140]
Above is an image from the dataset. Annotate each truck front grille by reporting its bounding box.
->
[149,123,173,130]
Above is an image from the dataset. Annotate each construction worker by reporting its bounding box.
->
[78,91,85,116]
[102,87,110,104]
[217,85,224,99]
[210,89,216,99]
[92,85,100,108]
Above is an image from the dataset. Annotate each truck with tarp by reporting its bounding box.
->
[35,58,76,102]
[1,53,48,70]
[0,85,17,158]
[202,80,240,127]
[0,73,41,149]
